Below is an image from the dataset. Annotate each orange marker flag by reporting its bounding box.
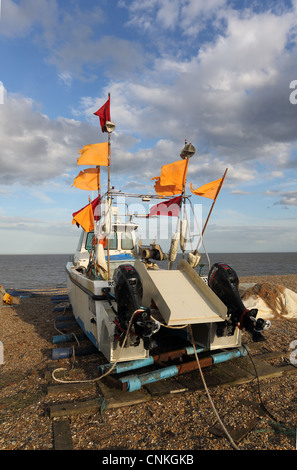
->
[191,177,224,199]
[152,159,188,196]
[77,143,109,166]
[72,197,100,233]
[72,168,101,191]
[191,169,228,236]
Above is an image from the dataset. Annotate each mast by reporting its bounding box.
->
[107,93,111,198]
[103,93,116,279]
[168,140,195,269]
[202,168,228,236]
[180,140,195,256]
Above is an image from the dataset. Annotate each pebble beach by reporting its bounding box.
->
[1,274,297,451]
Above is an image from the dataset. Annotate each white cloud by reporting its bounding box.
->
[58,72,73,88]
[0,0,57,38]
[0,88,102,185]
[0,81,4,104]
[2,1,297,194]
[266,190,297,206]
[0,1,145,80]
[156,0,180,29]
[76,5,297,183]
[204,220,297,252]
[121,0,228,37]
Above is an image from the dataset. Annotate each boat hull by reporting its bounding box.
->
[65,262,149,363]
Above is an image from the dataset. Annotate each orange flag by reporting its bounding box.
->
[77,143,109,166]
[72,197,100,232]
[72,168,101,191]
[190,177,223,200]
[72,203,94,232]
[152,159,188,196]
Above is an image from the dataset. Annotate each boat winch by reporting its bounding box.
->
[208,263,271,341]
[113,264,160,350]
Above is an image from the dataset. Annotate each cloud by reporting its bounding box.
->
[204,220,297,252]
[2,1,297,195]
[0,81,4,104]
[0,1,145,80]
[272,190,297,206]
[0,0,58,38]
[76,6,297,185]
[231,190,251,195]
[120,0,228,37]
[264,189,297,206]
[0,89,102,185]
[278,195,297,206]
[58,72,73,88]
[49,35,146,79]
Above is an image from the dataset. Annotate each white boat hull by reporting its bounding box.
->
[66,262,149,363]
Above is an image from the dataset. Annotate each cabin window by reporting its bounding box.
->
[121,232,134,250]
[108,232,117,250]
[76,230,84,251]
[85,232,95,251]
[85,231,118,251]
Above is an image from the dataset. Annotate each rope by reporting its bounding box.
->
[188,325,240,450]
[242,343,297,444]
[51,308,144,385]
[52,306,241,449]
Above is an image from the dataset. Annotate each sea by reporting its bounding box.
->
[0,252,296,291]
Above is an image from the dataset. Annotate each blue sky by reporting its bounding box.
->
[0,0,297,254]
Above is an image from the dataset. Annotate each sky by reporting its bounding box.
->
[0,0,297,254]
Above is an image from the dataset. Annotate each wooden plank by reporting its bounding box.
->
[212,355,297,388]
[209,417,261,443]
[256,351,290,360]
[47,382,97,395]
[47,352,297,420]
[98,382,151,409]
[209,402,266,443]
[49,384,150,418]
[174,374,202,391]
[212,362,256,387]
[52,418,73,450]
[275,364,297,377]
[49,399,102,418]
[237,356,297,381]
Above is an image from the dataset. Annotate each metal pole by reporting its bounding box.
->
[106,97,111,279]
[202,168,228,236]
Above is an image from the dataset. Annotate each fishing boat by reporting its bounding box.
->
[65,96,270,377]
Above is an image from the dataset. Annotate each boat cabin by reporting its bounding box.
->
[73,221,138,276]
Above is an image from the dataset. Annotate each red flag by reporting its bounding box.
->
[147,196,182,218]
[94,96,111,133]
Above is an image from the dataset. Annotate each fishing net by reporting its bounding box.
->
[242,283,288,318]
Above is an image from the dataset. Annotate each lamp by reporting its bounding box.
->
[105,121,116,133]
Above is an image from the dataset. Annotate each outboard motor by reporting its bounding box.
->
[208,263,270,341]
[113,264,160,349]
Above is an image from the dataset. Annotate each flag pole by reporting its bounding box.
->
[201,168,228,236]
[106,93,111,279]
[180,150,190,258]
[168,140,191,269]
[107,92,111,197]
